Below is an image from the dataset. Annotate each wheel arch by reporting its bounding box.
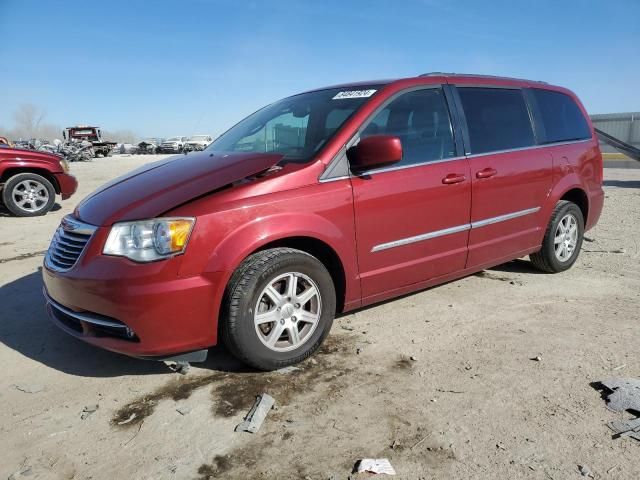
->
[0,168,61,194]
[559,187,589,224]
[250,236,347,314]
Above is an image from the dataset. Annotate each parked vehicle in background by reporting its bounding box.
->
[1,146,77,216]
[114,143,138,154]
[63,126,116,158]
[42,73,603,370]
[183,135,213,152]
[137,138,162,154]
[13,139,38,150]
[160,136,188,153]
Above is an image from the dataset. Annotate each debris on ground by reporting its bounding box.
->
[235,393,275,433]
[594,378,640,441]
[168,361,190,375]
[530,355,542,362]
[13,383,45,394]
[578,464,594,477]
[608,417,640,440]
[117,413,137,425]
[176,406,192,416]
[353,458,396,475]
[81,404,99,420]
[275,366,300,374]
[598,378,640,412]
[341,325,355,331]
[410,356,418,362]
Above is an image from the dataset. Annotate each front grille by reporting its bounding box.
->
[45,216,96,271]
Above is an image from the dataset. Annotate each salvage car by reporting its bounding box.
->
[42,73,603,370]
[184,135,213,152]
[137,138,162,154]
[1,147,77,216]
[64,126,116,158]
[160,136,188,153]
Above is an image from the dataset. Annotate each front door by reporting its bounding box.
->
[351,87,472,301]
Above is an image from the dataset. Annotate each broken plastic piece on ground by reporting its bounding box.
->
[599,378,640,412]
[354,458,396,475]
[235,393,275,433]
[594,378,640,442]
[608,417,640,441]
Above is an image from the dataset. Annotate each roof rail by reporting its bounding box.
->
[418,72,547,84]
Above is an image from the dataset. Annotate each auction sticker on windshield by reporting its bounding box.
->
[332,89,377,100]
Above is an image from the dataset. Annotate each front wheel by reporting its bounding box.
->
[2,173,56,217]
[530,200,584,273]
[221,248,336,370]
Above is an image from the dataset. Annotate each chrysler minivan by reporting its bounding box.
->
[42,73,604,370]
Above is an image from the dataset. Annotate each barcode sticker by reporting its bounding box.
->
[332,89,377,100]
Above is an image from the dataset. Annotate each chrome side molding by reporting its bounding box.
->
[371,207,541,252]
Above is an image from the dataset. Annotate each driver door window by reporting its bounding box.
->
[361,88,456,167]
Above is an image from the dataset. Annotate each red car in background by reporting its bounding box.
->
[0,147,77,216]
[42,73,603,370]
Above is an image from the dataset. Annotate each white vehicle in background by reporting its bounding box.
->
[160,136,188,153]
[183,135,213,152]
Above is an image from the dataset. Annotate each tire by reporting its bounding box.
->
[2,173,56,217]
[221,248,336,370]
[530,200,584,273]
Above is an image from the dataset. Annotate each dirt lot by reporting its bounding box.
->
[1,155,639,480]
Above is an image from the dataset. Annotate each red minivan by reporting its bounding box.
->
[42,74,604,370]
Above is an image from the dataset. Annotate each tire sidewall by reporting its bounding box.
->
[544,202,584,272]
[229,251,335,369]
[3,173,56,217]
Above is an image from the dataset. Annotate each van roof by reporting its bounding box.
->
[303,73,559,95]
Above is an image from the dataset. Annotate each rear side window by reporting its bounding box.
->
[458,87,535,154]
[361,88,456,167]
[531,89,591,143]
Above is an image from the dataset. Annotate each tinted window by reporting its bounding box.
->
[361,88,455,167]
[458,88,535,154]
[532,89,591,143]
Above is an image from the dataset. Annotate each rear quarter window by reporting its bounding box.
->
[458,87,535,154]
[531,89,591,143]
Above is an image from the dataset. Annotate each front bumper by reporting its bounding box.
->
[54,173,78,200]
[42,230,223,359]
[161,144,181,152]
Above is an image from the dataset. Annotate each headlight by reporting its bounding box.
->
[59,159,69,172]
[103,217,195,262]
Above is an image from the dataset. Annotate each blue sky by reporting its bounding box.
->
[1,0,638,138]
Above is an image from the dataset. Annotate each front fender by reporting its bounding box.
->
[205,212,349,274]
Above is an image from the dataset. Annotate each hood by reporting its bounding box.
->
[0,147,61,163]
[75,151,283,226]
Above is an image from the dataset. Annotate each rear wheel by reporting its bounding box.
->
[2,173,56,217]
[530,200,584,273]
[221,248,336,370]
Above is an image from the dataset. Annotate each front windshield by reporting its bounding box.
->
[167,137,181,141]
[207,85,382,163]
[189,135,208,141]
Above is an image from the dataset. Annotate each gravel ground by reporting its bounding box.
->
[1,155,639,479]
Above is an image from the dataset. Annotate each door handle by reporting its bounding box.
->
[442,173,467,184]
[476,167,497,179]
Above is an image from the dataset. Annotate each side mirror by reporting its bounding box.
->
[347,135,402,171]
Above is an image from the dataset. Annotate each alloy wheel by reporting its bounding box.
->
[554,213,578,262]
[12,180,50,213]
[254,272,322,352]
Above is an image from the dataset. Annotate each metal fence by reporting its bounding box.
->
[590,112,640,153]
